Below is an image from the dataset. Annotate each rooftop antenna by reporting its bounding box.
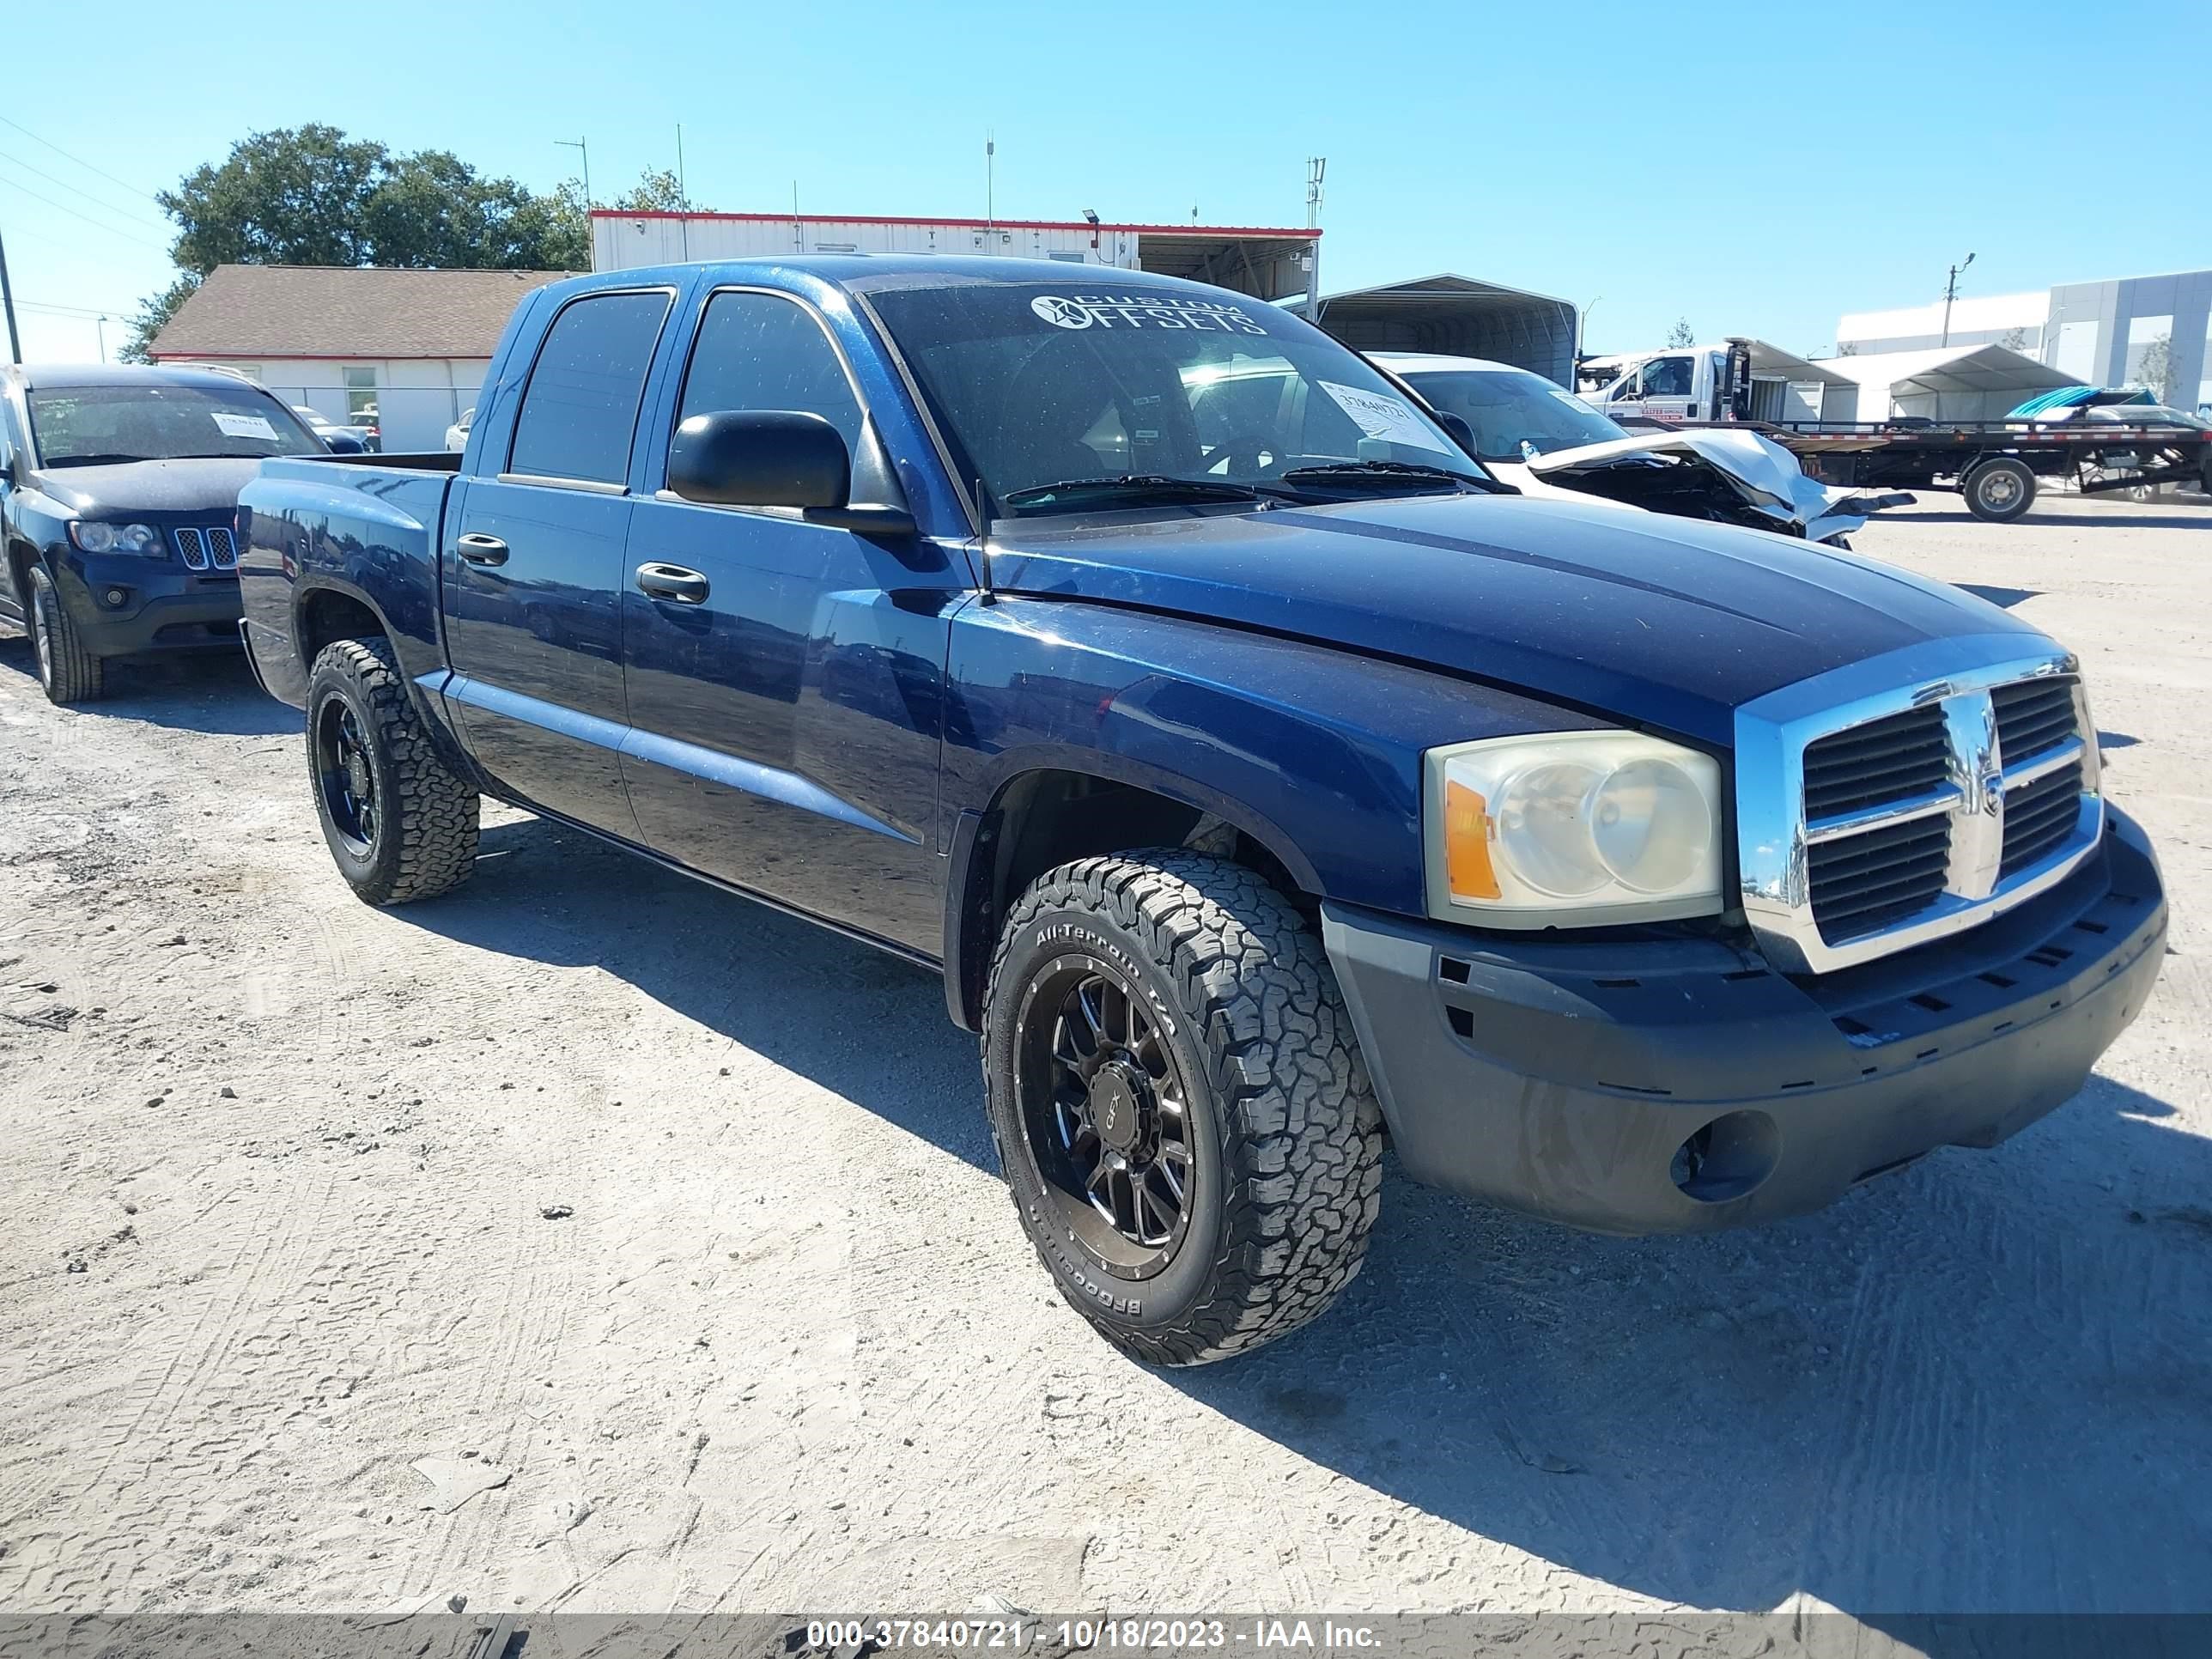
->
[1304,156,1327,313]
[556,136,592,206]
[986,131,995,238]
[792,180,801,251]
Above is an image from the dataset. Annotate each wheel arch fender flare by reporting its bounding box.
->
[940,746,1326,1031]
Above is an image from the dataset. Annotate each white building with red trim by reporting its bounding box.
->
[588,210,1320,302]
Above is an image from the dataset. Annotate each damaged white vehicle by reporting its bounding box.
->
[1378,352,1907,546]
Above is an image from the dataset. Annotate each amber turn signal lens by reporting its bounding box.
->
[1444,779,1500,901]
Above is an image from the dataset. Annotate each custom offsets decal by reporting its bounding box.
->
[1030,292,1269,335]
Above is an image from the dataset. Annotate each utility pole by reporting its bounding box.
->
[0,221,21,364]
[556,137,592,270]
[1579,295,1602,358]
[1940,251,1975,347]
[986,132,995,239]
[1304,156,1326,314]
[97,314,109,364]
[556,137,591,205]
[676,125,690,260]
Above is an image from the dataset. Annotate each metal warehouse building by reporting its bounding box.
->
[1838,267,2212,414]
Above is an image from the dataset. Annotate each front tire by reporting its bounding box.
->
[306,637,479,905]
[983,852,1382,1365]
[27,566,103,705]
[1962,457,2035,522]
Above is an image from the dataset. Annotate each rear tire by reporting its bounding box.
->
[1961,457,2035,522]
[982,851,1383,1365]
[306,637,479,905]
[26,566,103,705]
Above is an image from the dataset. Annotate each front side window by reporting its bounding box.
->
[674,291,866,459]
[1402,367,1632,460]
[507,290,673,484]
[1643,356,1694,398]
[864,281,1477,512]
[1608,367,1644,401]
[26,380,322,466]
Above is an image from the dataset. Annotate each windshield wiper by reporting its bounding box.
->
[1000,474,1278,513]
[1277,459,1506,495]
[43,453,150,467]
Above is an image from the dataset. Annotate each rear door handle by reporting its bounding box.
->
[635,562,710,604]
[457,532,509,566]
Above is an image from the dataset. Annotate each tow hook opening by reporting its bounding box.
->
[1670,1109,1779,1203]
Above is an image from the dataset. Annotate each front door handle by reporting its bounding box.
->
[457,532,509,566]
[635,562,710,604]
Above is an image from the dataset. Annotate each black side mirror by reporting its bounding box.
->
[1432,411,1477,453]
[669,410,850,510]
[325,433,367,456]
[0,446,18,488]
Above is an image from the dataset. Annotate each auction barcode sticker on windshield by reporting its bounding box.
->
[1316,382,1451,453]
[211,411,278,441]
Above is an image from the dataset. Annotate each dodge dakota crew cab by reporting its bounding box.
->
[235,258,2167,1365]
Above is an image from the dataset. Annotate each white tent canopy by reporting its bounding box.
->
[1814,344,2081,422]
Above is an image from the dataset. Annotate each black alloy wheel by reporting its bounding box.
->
[315,695,380,856]
[1018,958,1197,1276]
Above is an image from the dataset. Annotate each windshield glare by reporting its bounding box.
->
[27,381,322,466]
[1397,365,1630,461]
[865,282,1480,512]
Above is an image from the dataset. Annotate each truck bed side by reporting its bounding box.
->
[236,455,458,710]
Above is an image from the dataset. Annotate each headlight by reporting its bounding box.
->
[68,521,162,556]
[1425,731,1725,927]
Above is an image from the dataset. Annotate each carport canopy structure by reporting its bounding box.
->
[1814,344,2081,423]
[1290,274,1580,387]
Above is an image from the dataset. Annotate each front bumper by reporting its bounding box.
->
[57,555,242,655]
[1323,807,2166,1235]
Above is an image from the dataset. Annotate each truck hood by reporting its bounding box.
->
[1522,428,1870,542]
[30,457,266,519]
[987,493,2042,746]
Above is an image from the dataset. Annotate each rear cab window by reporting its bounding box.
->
[507,290,677,486]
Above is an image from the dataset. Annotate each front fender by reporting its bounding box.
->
[942,597,1612,919]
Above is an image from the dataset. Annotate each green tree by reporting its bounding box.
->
[120,275,203,364]
[127,125,602,357]
[1665,317,1696,348]
[611,167,689,213]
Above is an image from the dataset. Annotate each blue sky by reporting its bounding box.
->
[3,0,2203,365]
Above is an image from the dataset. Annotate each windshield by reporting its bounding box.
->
[1397,365,1631,461]
[864,281,1485,514]
[27,381,323,466]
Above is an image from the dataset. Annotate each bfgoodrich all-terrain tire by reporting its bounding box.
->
[27,566,104,705]
[306,638,479,905]
[983,851,1383,1365]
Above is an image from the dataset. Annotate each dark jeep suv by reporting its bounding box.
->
[1,364,334,704]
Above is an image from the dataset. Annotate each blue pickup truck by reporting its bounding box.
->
[234,258,2166,1365]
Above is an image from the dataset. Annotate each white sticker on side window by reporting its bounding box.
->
[1316,382,1452,453]
[211,411,278,441]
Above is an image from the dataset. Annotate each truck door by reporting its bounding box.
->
[1601,362,1648,420]
[1635,354,1697,422]
[441,286,677,835]
[617,286,956,955]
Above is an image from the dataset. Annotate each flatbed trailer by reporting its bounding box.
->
[1725,416,2212,523]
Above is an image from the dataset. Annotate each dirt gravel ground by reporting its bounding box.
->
[1,494,2207,1623]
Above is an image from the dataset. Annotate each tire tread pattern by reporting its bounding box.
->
[987,851,1383,1365]
[31,568,103,705]
[309,638,479,905]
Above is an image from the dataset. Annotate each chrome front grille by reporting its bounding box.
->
[1736,642,2103,975]
[171,526,238,571]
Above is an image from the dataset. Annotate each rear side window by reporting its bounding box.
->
[675,290,866,458]
[507,290,673,484]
